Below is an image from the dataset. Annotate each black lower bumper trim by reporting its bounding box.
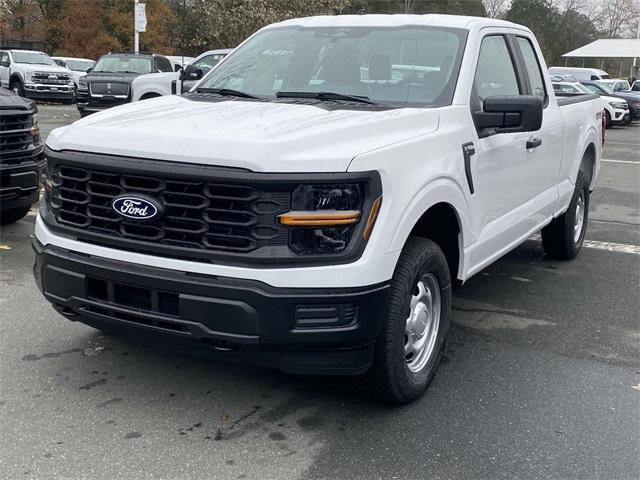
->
[0,157,45,210]
[33,240,390,375]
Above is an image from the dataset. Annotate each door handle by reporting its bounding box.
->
[526,137,542,149]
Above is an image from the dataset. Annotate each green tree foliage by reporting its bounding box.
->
[345,0,485,15]
[505,0,598,67]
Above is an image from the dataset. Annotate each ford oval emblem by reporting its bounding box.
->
[112,195,161,221]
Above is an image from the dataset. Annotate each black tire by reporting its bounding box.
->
[541,170,589,260]
[604,111,611,129]
[0,206,31,225]
[140,93,161,100]
[10,79,25,97]
[368,237,451,404]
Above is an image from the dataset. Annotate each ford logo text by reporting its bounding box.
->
[112,195,160,221]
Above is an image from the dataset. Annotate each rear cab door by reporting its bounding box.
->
[512,34,564,220]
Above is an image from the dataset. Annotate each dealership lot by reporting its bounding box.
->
[1,105,638,479]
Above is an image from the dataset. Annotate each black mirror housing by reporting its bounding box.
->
[180,64,203,81]
[475,95,543,135]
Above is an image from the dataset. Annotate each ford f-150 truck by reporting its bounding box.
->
[34,15,603,403]
[1,88,44,224]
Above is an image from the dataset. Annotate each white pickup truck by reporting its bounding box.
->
[35,15,603,403]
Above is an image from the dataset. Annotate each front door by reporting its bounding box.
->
[0,51,10,89]
[467,33,541,271]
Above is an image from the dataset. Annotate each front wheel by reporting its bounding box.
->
[541,170,589,260]
[368,237,451,404]
[10,79,25,97]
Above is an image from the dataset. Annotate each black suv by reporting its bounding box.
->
[0,88,44,224]
[76,53,173,117]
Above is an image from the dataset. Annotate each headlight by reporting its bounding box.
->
[24,71,33,83]
[277,183,382,256]
[78,78,88,91]
[609,101,627,109]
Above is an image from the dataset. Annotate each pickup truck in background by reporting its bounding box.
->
[0,88,44,224]
[35,15,603,404]
[0,49,74,103]
[131,49,232,101]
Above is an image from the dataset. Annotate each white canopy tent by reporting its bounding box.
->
[562,39,640,78]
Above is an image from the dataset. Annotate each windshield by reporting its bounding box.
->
[93,55,152,74]
[198,26,467,107]
[594,82,615,94]
[12,51,56,65]
[66,59,95,71]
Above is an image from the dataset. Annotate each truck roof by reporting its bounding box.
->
[269,14,525,31]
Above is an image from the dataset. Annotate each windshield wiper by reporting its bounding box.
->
[195,87,260,99]
[276,91,380,105]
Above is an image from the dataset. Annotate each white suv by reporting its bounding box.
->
[0,50,74,103]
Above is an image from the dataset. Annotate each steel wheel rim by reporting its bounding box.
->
[574,190,585,243]
[405,273,441,373]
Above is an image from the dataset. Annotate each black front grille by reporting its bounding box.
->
[49,164,291,259]
[90,82,129,96]
[33,71,71,84]
[0,112,40,163]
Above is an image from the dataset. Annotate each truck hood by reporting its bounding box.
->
[22,64,69,74]
[0,87,35,110]
[47,94,440,172]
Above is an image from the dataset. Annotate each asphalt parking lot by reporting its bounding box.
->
[1,105,639,480]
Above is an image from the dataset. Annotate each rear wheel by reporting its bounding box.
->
[368,237,451,404]
[1,206,31,225]
[542,170,589,260]
[604,111,611,128]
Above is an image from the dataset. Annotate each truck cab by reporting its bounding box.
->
[35,15,602,404]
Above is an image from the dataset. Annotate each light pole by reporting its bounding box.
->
[134,0,139,53]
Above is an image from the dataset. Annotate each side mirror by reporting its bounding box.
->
[181,64,203,81]
[0,61,9,68]
[474,95,543,135]
[86,67,92,73]
[174,64,182,72]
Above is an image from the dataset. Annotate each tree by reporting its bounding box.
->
[346,0,486,15]
[483,0,509,18]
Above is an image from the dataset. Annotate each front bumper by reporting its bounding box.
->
[611,111,631,125]
[23,83,74,101]
[0,154,45,210]
[33,239,390,375]
[76,91,129,114]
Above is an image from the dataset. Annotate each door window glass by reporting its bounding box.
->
[516,37,546,99]
[473,35,520,102]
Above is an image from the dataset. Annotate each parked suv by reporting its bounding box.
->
[76,52,173,116]
[0,49,74,103]
[0,88,44,224]
[582,81,640,122]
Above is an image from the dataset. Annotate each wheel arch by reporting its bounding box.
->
[390,179,469,283]
[140,92,162,100]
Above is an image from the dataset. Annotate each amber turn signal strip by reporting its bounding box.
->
[278,210,361,227]
[363,196,382,240]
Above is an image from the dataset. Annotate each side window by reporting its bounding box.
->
[192,54,225,74]
[155,56,173,72]
[516,37,546,100]
[0,51,8,66]
[473,35,520,103]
